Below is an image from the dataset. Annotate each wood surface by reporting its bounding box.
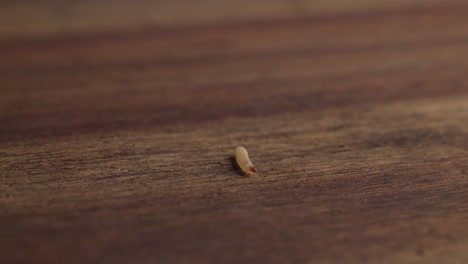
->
[1,0,468,263]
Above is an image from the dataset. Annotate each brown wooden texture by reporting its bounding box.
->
[1,1,468,263]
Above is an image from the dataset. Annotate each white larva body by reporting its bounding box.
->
[235,146,256,176]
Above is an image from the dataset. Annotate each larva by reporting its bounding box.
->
[235,146,256,176]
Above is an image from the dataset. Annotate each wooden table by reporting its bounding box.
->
[1,1,467,263]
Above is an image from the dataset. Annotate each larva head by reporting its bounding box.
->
[249,166,257,173]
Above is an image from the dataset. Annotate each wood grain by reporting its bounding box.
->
[1,1,468,263]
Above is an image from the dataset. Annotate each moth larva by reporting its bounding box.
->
[235,146,256,176]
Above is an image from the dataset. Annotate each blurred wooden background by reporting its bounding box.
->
[1,0,468,263]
